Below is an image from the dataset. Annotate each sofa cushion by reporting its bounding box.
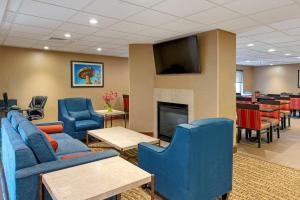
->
[75,120,99,131]
[51,133,73,141]
[37,124,64,134]
[18,121,57,163]
[55,139,90,156]
[60,152,94,160]
[11,114,27,130]
[42,132,58,152]
[69,110,91,121]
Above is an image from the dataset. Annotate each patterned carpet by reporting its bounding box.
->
[89,142,300,200]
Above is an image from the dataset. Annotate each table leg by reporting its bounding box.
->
[151,175,155,200]
[105,116,107,128]
[86,133,89,146]
[124,113,127,128]
[39,174,44,200]
[111,116,113,127]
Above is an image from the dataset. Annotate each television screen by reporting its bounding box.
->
[153,35,200,74]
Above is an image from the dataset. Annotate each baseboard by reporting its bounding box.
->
[233,145,238,154]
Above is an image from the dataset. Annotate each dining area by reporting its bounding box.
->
[236,92,299,148]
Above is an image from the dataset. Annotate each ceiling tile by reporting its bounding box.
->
[152,0,215,17]
[8,30,49,40]
[209,0,234,5]
[35,39,72,47]
[249,31,297,44]
[124,34,156,43]
[80,35,114,43]
[0,32,7,41]
[126,9,177,26]
[58,22,99,35]
[4,36,38,47]
[224,0,293,15]
[121,0,164,7]
[3,11,16,23]
[93,30,130,39]
[10,24,53,34]
[6,0,23,12]
[84,0,144,19]
[14,14,62,29]
[19,0,76,21]
[67,12,118,28]
[50,30,84,40]
[212,17,258,32]
[159,19,203,33]
[0,22,11,31]
[238,26,275,37]
[270,18,300,30]
[250,4,300,24]
[37,0,94,10]
[139,27,179,38]
[283,28,300,36]
[187,7,239,25]
[109,21,150,33]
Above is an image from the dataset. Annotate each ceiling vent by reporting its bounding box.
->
[48,37,67,41]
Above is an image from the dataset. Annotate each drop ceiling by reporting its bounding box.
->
[1,0,300,65]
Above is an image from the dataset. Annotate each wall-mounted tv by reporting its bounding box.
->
[153,35,200,75]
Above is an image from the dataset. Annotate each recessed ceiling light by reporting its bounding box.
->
[297,56,300,59]
[89,18,98,25]
[268,49,276,52]
[64,33,71,38]
[245,60,251,63]
[284,53,291,56]
[247,43,254,47]
[270,64,273,66]
[96,47,102,51]
[43,46,49,50]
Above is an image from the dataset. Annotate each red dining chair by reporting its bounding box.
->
[290,95,300,117]
[277,97,291,127]
[237,104,270,148]
[259,100,280,141]
[123,94,129,114]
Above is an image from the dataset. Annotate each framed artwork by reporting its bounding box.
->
[298,70,300,88]
[71,61,104,88]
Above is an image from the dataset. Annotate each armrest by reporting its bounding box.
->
[34,121,64,127]
[16,150,119,179]
[138,143,165,171]
[90,111,104,128]
[61,115,76,132]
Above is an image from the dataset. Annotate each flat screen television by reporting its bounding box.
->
[153,35,200,74]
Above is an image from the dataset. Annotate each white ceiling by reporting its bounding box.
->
[1,0,300,65]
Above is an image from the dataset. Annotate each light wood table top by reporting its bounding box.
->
[42,156,153,200]
[88,127,160,151]
[96,109,126,116]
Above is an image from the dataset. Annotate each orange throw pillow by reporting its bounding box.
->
[42,131,58,152]
[37,124,64,134]
[60,152,93,160]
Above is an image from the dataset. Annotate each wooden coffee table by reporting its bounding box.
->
[87,127,160,152]
[40,156,154,200]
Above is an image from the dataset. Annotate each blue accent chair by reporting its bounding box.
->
[138,118,234,200]
[2,111,118,200]
[58,98,104,140]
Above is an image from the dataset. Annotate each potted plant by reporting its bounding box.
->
[102,91,118,112]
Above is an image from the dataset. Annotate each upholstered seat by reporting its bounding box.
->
[75,120,100,131]
[261,117,279,126]
[281,110,291,116]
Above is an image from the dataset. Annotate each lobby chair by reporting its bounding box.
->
[138,118,234,200]
[58,97,104,140]
[27,96,47,121]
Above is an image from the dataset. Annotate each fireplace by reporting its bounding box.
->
[157,101,188,142]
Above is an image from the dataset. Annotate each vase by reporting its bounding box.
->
[106,103,113,112]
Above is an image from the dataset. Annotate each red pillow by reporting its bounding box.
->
[60,152,93,160]
[37,124,64,134]
[42,131,58,152]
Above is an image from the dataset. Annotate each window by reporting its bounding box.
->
[236,70,244,94]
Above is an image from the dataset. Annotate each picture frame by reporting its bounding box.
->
[298,70,300,88]
[71,61,104,88]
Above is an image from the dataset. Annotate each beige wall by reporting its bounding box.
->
[0,46,129,121]
[129,29,237,144]
[128,44,155,132]
[253,64,300,94]
[237,65,254,92]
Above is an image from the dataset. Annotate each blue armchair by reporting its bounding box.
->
[138,118,234,200]
[58,98,104,140]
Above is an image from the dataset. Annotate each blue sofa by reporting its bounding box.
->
[1,111,118,200]
[138,118,234,200]
[58,98,104,140]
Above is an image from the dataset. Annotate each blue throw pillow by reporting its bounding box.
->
[69,110,91,121]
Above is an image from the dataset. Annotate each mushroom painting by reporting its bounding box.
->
[71,61,104,87]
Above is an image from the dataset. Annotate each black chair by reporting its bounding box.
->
[3,93,8,110]
[27,96,47,120]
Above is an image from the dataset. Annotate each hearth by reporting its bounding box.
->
[157,101,188,142]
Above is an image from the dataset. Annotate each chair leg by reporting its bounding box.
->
[277,125,280,139]
[245,129,249,140]
[267,128,271,143]
[257,130,261,148]
[237,128,241,143]
[288,116,291,127]
[280,117,284,130]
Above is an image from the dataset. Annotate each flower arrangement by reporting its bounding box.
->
[102,91,118,112]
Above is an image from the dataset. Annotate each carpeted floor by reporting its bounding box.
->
[89,142,300,200]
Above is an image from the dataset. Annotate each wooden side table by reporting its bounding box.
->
[96,109,127,128]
